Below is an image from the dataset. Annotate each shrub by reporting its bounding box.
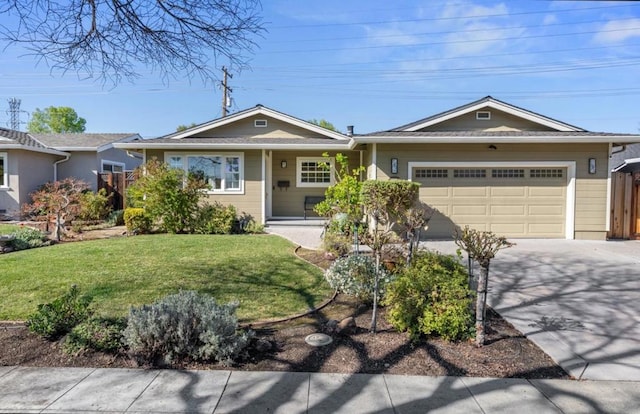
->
[64,316,126,355]
[127,159,207,233]
[107,209,125,226]
[26,285,93,339]
[78,189,112,221]
[10,226,50,251]
[384,251,473,341]
[194,202,238,234]
[122,291,253,366]
[324,254,392,302]
[321,230,351,257]
[123,208,152,234]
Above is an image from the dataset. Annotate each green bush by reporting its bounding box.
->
[107,209,125,226]
[321,230,351,257]
[123,208,152,234]
[324,254,392,302]
[78,189,112,221]
[194,202,238,234]
[384,251,473,341]
[123,291,253,366]
[64,316,126,355]
[26,285,93,339]
[10,226,50,251]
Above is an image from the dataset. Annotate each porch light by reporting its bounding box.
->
[281,160,287,169]
[589,158,596,174]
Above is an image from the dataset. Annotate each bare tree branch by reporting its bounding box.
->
[0,0,264,85]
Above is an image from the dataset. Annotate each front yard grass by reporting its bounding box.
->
[0,234,331,322]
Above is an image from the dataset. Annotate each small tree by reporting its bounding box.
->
[455,226,514,347]
[127,158,207,233]
[360,179,420,332]
[314,152,365,222]
[22,178,89,241]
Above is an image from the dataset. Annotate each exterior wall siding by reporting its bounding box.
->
[57,152,98,190]
[194,116,329,139]
[420,110,557,131]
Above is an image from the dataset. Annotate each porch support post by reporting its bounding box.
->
[606,142,612,232]
[261,149,266,225]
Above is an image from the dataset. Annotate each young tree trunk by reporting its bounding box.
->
[370,251,381,333]
[475,261,490,347]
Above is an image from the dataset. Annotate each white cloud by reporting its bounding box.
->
[542,14,558,26]
[594,19,640,43]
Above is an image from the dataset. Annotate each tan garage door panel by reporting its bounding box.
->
[415,167,567,238]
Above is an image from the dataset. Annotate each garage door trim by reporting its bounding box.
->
[407,161,576,239]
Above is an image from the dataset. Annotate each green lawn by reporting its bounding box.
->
[0,224,22,234]
[0,234,331,322]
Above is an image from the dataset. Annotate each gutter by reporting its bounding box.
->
[53,154,70,181]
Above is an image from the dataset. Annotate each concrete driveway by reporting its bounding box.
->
[424,239,640,381]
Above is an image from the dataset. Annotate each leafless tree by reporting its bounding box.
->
[0,0,264,85]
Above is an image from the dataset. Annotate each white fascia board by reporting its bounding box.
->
[54,146,97,151]
[355,136,640,144]
[407,160,576,239]
[113,142,354,151]
[0,144,70,156]
[405,100,581,132]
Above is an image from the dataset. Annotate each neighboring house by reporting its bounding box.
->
[0,128,68,218]
[115,97,640,240]
[0,130,143,219]
[32,133,143,191]
[608,143,640,239]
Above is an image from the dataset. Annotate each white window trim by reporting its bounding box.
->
[296,157,335,188]
[165,152,245,194]
[0,152,7,189]
[101,159,126,173]
[407,161,576,240]
[254,119,268,127]
[476,111,491,120]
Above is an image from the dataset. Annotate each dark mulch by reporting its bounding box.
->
[0,231,569,379]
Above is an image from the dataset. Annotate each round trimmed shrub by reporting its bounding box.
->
[324,254,392,302]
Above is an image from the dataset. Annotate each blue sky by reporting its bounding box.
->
[1,0,639,137]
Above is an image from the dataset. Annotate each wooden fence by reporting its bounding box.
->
[97,171,137,211]
[609,171,640,239]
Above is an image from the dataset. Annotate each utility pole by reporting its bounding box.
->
[221,66,233,117]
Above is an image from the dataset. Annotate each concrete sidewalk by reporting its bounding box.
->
[1,366,639,413]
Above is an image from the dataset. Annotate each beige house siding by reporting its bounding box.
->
[194,116,330,139]
[145,149,264,223]
[270,150,362,218]
[373,143,609,239]
[419,110,557,132]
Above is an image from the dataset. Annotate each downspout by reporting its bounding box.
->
[53,154,70,181]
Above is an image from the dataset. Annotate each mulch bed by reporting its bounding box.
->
[0,229,569,379]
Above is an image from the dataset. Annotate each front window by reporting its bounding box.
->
[0,152,6,187]
[167,153,243,193]
[297,157,334,188]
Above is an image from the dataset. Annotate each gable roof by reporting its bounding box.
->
[0,128,68,156]
[393,96,584,132]
[116,105,354,151]
[356,96,640,145]
[32,133,141,152]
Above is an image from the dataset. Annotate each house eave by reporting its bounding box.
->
[0,144,70,156]
[355,136,640,144]
[114,142,355,151]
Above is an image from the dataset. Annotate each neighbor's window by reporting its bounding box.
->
[297,157,334,187]
[166,153,243,193]
[101,160,125,173]
[0,152,6,187]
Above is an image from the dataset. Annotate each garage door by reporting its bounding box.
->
[413,166,567,238]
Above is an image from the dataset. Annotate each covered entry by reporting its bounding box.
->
[409,161,575,239]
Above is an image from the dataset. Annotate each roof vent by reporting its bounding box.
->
[254,119,268,128]
[476,111,491,120]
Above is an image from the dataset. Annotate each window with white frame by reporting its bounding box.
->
[101,160,125,173]
[297,157,334,187]
[166,153,243,193]
[0,152,6,187]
